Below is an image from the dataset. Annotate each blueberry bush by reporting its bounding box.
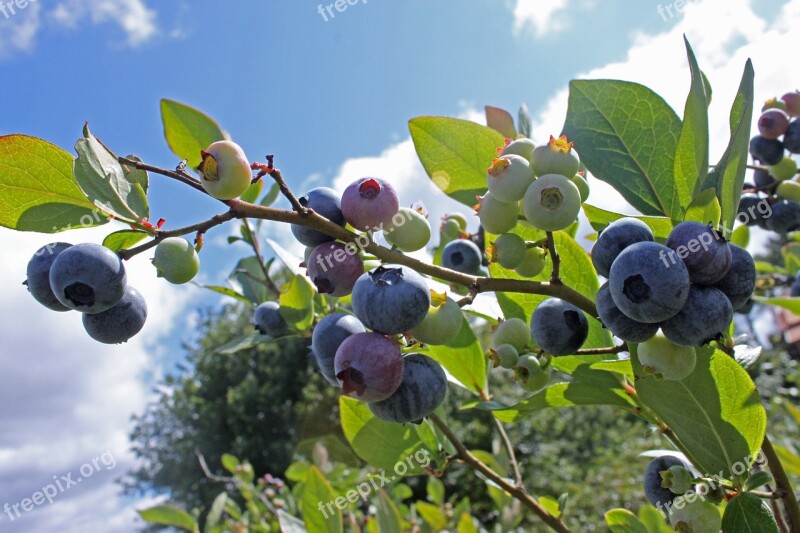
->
[5,39,800,532]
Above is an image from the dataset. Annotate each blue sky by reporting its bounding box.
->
[0,0,798,530]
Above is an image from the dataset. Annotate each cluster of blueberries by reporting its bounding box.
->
[25,242,147,344]
[743,91,800,233]
[592,218,756,348]
[253,177,454,423]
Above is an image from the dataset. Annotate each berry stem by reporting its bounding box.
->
[545,232,561,285]
[429,413,572,533]
[575,343,627,355]
[261,155,308,215]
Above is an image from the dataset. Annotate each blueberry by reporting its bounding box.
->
[500,138,535,161]
[766,200,800,234]
[492,317,531,352]
[152,237,199,285]
[784,119,800,154]
[477,192,519,235]
[661,285,733,346]
[306,242,364,297]
[608,242,690,323]
[529,135,581,178]
[522,173,582,231]
[737,194,765,226]
[384,207,431,252]
[758,109,790,139]
[443,212,468,231]
[311,313,366,386]
[769,156,798,181]
[197,140,252,200]
[591,218,654,278]
[669,500,721,533]
[514,247,547,278]
[487,154,535,203]
[441,239,482,274]
[737,298,755,314]
[666,221,731,285]
[711,244,756,311]
[82,286,147,344]
[489,233,528,270]
[351,265,430,334]
[514,353,551,392]
[489,343,519,369]
[749,135,785,165]
[777,181,800,202]
[753,167,778,194]
[782,91,800,116]
[334,332,403,402]
[637,335,697,380]
[570,173,590,202]
[596,282,658,343]
[252,301,289,337]
[644,455,687,508]
[368,353,446,423]
[530,298,588,356]
[290,187,345,246]
[25,242,73,311]
[409,291,463,346]
[49,243,127,314]
[341,178,400,231]
[792,275,800,297]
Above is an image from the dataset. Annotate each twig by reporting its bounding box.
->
[429,414,570,533]
[119,156,207,195]
[240,217,280,295]
[253,155,307,214]
[491,416,524,488]
[762,436,800,532]
[545,232,561,285]
[456,285,479,308]
[575,344,628,355]
[195,450,277,514]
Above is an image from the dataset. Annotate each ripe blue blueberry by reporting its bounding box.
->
[253,301,289,337]
[351,265,431,334]
[290,187,346,246]
[758,109,790,139]
[596,282,658,343]
[530,298,589,356]
[441,239,483,274]
[311,313,366,386]
[609,242,690,324]
[492,317,530,352]
[82,286,147,344]
[644,455,687,508]
[749,135,785,165]
[753,167,778,194]
[665,222,731,285]
[487,154,535,203]
[334,332,403,402]
[49,243,127,314]
[765,199,800,234]
[737,194,766,226]
[306,242,364,297]
[661,285,733,346]
[368,353,447,423]
[409,291,463,346]
[784,119,800,153]
[476,192,519,235]
[591,218,654,278]
[25,242,73,311]
[341,178,400,231]
[711,244,756,311]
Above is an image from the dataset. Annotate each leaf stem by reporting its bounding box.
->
[762,435,800,531]
[428,414,571,533]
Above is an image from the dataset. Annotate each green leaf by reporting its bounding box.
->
[215,332,271,355]
[278,510,308,533]
[675,37,710,203]
[753,297,800,314]
[230,256,271,304]
[301,466,343,533]
[485,106,516,139]
[638,505,673,533]
[220,453,239,474]
[240,179,263,203]
[582,204,674,240]
[604,508,648,533]
[279,275,314,331]
[632,346,767,479]
[721,493,779,533]
[415,502,448,530]
[260,182,281,206]
[730,225,750,248]
[160,99,225,169]
[562,79,682,218]
[120,155,149,195]
[74,126,149,224]
[457,512,479,533]
[339,396,431,473]
[138,505,198,532]
[743,471,774,492]
[427,476,445,506]
[265,237,306,277]
[422,316,486,394]
[684,188,721,225]
[201,284,253,305]
[518,103,533,139]
[205,493,227,530]
[102,230,149,252]
[773,444,800,477]
[409,117,504,207]
[538,496,562,518]
[782,242,800,273]
[0,135,106,233]
[700,60,755,231]
[489,229,612,349]
[375,489,404,533]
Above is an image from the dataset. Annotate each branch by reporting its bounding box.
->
[119,156,207,196]
[575,344,628,355]
[429,414,571,533]
[762,435,800,531]
[545,231,561,285]
[253,156,307,214]
[491,416,524,488]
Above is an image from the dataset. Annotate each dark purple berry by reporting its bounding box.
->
[341,178,400,231]
[334,332,403,402]
[306,242,364,297]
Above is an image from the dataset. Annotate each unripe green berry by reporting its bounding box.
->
[515,247,547,278]
[384,207,432,252]
[500,138,535,161]
[637,335,697,381]
[515,354,550,392]
[410,291,463,346]
[523,174,582,231]
[477,193,519,234]
[487,155,535,203]
[152,237,200,284]
[490,343,519,369]
[570,173,590,202]
[492,317,530,352]
[662,465,693,495]
[668,500,721,533]
[490,233,527,269]
[530,135,581,177]
[443,212,468,231]
[777,180,800,202]
[440,218,463,243]
[197,140,253,200]
[769,156,798,181]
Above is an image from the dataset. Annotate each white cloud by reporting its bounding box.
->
[0,2,42,59]
[0,225,199,531]
[513,0,593,37]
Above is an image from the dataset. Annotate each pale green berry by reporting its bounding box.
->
[410,291,463,345]
[570,173,590,202]
[515,354,550,392]
[662,465,693,495]
[198,140,253,200]
[492,317,530,351]
[501,138,535,161]
[152,237,200,284]
[477,192,519,235]
[668,500,721,533]
[777,180,800,202]
[769,156,798,181]
[490,233,527,269]
[530,135,581,177]
[515,247,547,278]
[523,174,582,231]
[443,212,468,231]
[487,155,535,203]
[384,207,432,252]
[490,343,519,369]
[637,335,697,381]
